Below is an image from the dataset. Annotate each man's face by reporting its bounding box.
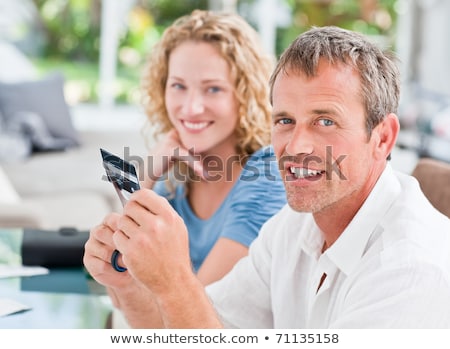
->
[271,60,380,214]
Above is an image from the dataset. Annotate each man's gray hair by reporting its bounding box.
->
[269,26,400,135]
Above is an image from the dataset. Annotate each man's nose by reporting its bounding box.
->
[285,125,314,156]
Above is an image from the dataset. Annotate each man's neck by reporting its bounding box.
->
[314,164,386,249]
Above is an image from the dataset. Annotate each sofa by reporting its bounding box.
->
[0,108,149,231]
[0,41,152,231]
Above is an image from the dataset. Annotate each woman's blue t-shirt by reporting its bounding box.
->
[153,145,286,272]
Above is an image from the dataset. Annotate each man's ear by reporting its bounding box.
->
[372,113,400,161]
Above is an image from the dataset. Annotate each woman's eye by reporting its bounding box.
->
[207,86,221,93]
[171,83,185,90]
[317,119,334,126]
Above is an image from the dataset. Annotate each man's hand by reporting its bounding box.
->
[113,189,193,295]
[83,213,134,291]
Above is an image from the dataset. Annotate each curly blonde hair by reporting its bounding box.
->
[141,9,274,158]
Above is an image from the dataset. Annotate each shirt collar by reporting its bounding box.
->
[325,164,401,275]
[298,215,325,259]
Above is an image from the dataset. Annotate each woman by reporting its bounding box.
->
[138,9,286,284]
[84,10,286,328]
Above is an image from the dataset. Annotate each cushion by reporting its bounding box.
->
[6,111,75,152]
[0,72,80,147]
[0,111,32,162]
[412,158,450,218]
[0,131,31,162]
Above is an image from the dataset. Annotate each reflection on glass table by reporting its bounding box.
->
[0,228,112,329]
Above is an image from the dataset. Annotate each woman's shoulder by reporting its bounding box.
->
[246,145,276,162]
[153,180,184,201]
[226,145,286,225]
[240,145,281,183]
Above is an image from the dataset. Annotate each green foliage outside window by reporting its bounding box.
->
[29,0,398,104]
[31,0,209,104]
[276,0,398,56]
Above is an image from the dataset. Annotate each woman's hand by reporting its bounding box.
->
[143,129,207,188]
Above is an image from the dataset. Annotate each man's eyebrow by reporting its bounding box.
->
[271,108,338,118]
[271,110,290,118]
[310,108,339,116]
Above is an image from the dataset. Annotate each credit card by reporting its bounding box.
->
[100,148,140,206]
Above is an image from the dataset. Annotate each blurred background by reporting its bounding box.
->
[0,0,449,230]
[1,1,449,148]
[1,0,450,161]
[0,0,401,105]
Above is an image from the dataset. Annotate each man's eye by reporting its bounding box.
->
[317,119,334,126]
[277,118,293,125]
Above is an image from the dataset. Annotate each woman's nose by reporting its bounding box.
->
[181,90,205,116]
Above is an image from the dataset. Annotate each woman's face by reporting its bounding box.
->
[165,41,239,156]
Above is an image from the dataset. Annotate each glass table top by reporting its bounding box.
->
[0,228,112,329]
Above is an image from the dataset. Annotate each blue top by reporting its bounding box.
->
[153,145,286,272]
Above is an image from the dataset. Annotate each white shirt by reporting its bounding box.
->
[206,164,450,328]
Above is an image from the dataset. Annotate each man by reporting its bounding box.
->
[84,26,450,328]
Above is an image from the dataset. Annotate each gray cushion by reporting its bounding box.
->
[0,110,31,162]
[0,72,79,147]
[7,111,75,151]
[0,131,31,162]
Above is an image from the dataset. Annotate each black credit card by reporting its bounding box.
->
[100,148,140,206]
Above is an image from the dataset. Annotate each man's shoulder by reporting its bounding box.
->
[391,169,450,226]
[378,172,450,270]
